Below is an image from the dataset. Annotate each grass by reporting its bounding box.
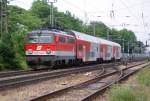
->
[137,68,150,86]
[109,85,148,101]
[109,67,150,101]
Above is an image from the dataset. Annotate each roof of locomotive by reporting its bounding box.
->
[29,29,74,37]
[71,30,121,47]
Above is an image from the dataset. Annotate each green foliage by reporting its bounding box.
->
[119,29,137,53]
[120,29,136,42]
[56,11,83,31]
[109,85,148,101]
[31,0,50,18]
[8,5,42,31]
[18,12,43,30]
[89,21,109,37]
[8,5,26,32]
[30,0,58,27]
[0,5,31,70]
[137,68,150,86]
[0,33,19,70]
[11,25,28,69]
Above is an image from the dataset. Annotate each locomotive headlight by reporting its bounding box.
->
[28,49,33,54]
[46,49,51,54]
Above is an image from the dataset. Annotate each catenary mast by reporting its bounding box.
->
[0,0,8,40]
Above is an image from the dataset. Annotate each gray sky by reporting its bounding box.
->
[10,0,150,44]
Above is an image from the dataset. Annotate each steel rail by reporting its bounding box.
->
[0,70,48,78]
[28,67,121,101]
[0,63,111,91]
[0,62,121,78]
[28,66,106,101]
[0,59,145,78]
[28,61,148,101]
[80,62,149,101]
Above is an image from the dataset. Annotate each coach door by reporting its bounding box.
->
[77,44,86,62]
[83,45,86,62]
[106,45,112,60]
[91,43,99,61]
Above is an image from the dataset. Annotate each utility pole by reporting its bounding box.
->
[128,41,130,55]
[107,28,109,40]
[109,3,115,40]
[93,22,95,36]
[44,0,57,28]
[0,0,2,38]
[1,0,7,38]
[92,16,101,37]
[0,0,8,40]
[122,39,124,53]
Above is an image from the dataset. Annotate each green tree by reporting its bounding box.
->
[119,29,137,53]
[0,32,19,70]
[31,0,50,18]
[8,5,42,31]
[19,12,42,29]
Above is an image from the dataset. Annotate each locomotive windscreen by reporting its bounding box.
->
[27,33,54,44]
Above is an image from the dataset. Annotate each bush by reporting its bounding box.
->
[10,27,28,70]
[0,41,20,70]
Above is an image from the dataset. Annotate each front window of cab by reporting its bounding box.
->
[27,34,54,44]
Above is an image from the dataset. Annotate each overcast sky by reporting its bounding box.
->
[10,0,150,44]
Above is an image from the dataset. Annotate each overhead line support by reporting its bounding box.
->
[0,0,8,40]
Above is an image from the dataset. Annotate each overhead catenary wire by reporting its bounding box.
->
[116,0,146,32]
[113,1,150,12]
[141,12,147,35]
[117,0,142,23]
[62,0,85,12]
[141,0,150,36]
[81,1,150,16]
[105,0,150,45]
[125,0,148,36]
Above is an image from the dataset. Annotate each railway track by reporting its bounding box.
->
[0,63,116,91]
[28,61,149,101]
[0,69,48,78]
[0,62,120,78]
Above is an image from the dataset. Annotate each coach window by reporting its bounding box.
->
[67,38,75,43]
[78,44,83,50]
[59,36,66,43]
[100,47,103,52]
[116,47,119,57]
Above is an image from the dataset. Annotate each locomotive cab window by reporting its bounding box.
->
[27,33,54,44]
[27,35,38,43]
[39,35,53,43]
[58,36,66,43]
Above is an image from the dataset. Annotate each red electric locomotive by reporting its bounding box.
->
[24,29,121,69]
